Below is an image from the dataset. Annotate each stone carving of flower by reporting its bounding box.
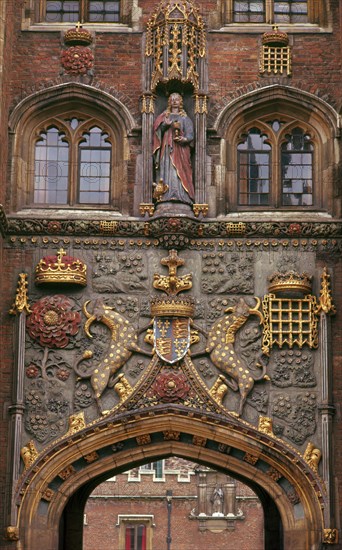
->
[27,295,81,348]
[26,364,40,378]
[61,46,94,75]
[288,223,301,235]
[56,368,70,381]
[167,218,181,231]
[47,221,62,233]
[152,370,190,403]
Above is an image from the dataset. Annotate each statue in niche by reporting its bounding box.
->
[153,92,195,205]
[211,486,224,516]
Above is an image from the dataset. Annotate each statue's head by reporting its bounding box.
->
[168,92,183,110]
[166,92,186,116]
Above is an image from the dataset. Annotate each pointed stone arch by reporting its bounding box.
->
[8,82,136,213]
[210,84,340,216]
[15,406,325,550]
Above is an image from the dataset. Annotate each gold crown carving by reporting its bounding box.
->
[35,248,87,286]
[262,25,289,47]
[268,270,312,296]
[150,296,195,318]
[64,23,93,46]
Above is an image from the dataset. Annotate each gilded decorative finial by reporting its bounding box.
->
[209,375,228,405]
[318,267,336,315]
[153,249,192,296]
[113,373,133,402]
[4,526,19,541]
[303,442,321,473]
[67,411,86,435]
[323,528,339,544]
[258,416,274,436]
[20,440,38,469]
[9,273,31,315]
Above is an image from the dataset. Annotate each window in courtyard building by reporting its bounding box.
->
[33,118,113,206]
[226,0,328,26]
[237,120,314,208]
[125,524,147,550]
[140,460,164,479]
[44,1,121,23]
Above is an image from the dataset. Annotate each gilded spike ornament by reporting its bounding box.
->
[9,273,31,315]
[317,267,336,315]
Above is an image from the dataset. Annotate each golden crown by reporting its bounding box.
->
[268,270,312,296]
[35,248,87,286]
[151,296,195,317]
[64,24,93,46]
[262,25,289,47]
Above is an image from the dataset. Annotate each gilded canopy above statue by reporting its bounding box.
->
[145,0,206,92]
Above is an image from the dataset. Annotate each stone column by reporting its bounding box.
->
[197,470,208,515]
[319,311,336,527]
[224,477,236,516]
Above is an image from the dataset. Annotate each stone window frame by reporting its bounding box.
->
[214,85,340,217]
[218,0,330,32]
[232,115,319,211]
[9,85,132,213]
[21,0,139,31]
[116,515,154,550]
[32,116,115,207]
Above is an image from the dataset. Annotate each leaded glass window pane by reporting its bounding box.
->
[281,127,313,206]
[89,1,120,22]
[45,1,79,22]
[233,1,265,23]
[238,128,271,205]
[34,127,69,204]
[78,127,111,204]
[274,0,308,23]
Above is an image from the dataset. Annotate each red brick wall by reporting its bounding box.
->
[84,463,264,550]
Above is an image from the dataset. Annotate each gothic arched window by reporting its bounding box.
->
[33,117,114,207]
[235,119,315,209]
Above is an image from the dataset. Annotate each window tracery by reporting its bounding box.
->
[234,117,316,209]
[32,116,114,207]
[9,86,132,213]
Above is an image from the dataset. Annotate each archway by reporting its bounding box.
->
[14,407,325,550]
[82,458,265,550]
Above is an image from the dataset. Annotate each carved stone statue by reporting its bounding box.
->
[211,486,224,516]
[153,93,195,205]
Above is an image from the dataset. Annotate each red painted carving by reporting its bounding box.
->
[61,46,94,75]
[26,295,81,348]
[151,370,190,402]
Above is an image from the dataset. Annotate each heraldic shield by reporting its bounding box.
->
[154,317,191,364]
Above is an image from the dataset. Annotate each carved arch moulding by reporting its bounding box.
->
[12,413,326,550]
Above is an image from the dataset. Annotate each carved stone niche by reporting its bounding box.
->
[189,468,244,532]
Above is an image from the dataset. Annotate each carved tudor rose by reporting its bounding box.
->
[26,295,81,349]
